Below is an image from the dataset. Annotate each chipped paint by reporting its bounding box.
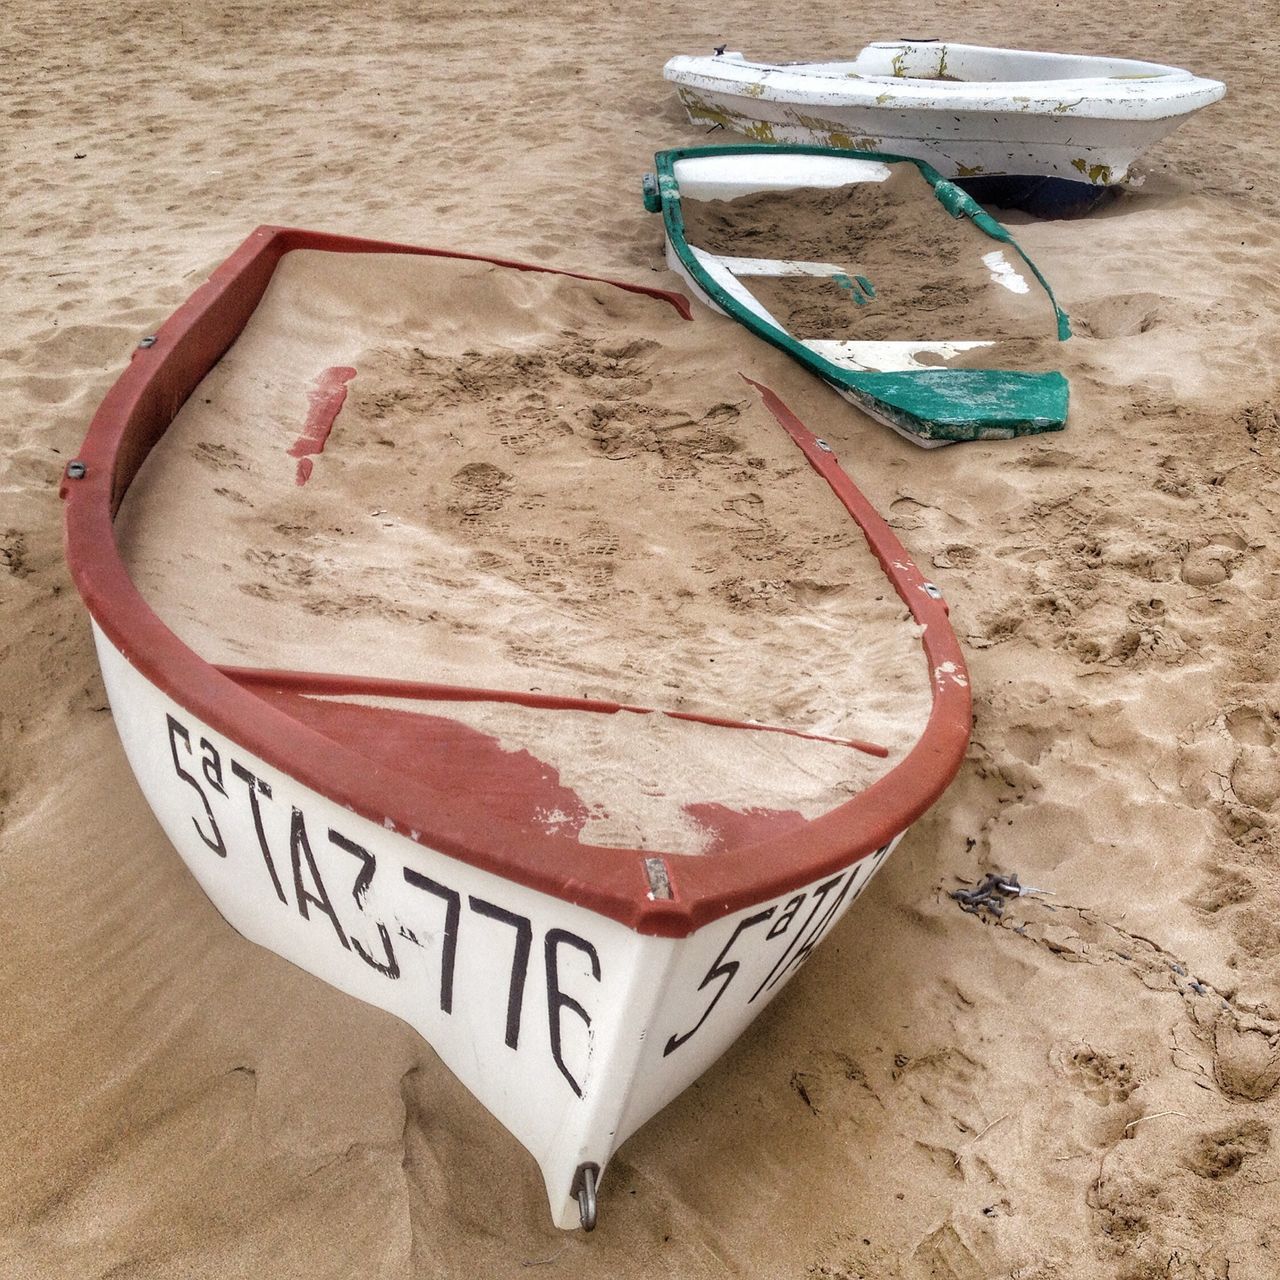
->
[981,249,1031,294]
[825,130,883,152]
[677,88,753,134]
[954,162,985,177]
[1070,157,1113,183]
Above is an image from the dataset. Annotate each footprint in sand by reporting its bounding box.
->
[1188,862,1256,915]
[1182,1119,1271,1179]
[909,1221,989,1280]
[1180,542,1243,586]
[448,461,512,523]
[1052,1042,1139,1104]
[1242,402,1279,441]
[1224,705,1280,810]
[888,495,966,538]
[1225,705,1277,746]
[1213,1020,1280,1101]
[1068,291,1170,339]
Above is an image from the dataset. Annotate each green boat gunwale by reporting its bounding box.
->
[649,144,1071,443]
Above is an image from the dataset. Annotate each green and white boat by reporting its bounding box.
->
[644,145,1071,446]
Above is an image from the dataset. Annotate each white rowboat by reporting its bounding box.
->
[62,226,971,1230]
[665,42,1226,214]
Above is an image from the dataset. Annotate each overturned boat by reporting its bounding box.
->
[62,226,971,1230]
[645,144,1071,445]
[665,41,1226,215]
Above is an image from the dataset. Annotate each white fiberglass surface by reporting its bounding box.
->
[850,42,1187,84]
[670,153,891,202]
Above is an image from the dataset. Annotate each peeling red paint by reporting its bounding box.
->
[250,687,596,839]
[683,802,809,854]
[290,366,356,484]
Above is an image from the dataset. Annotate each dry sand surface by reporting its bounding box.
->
[2,2,1278,1278]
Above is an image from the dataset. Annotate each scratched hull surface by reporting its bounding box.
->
[665,41,1226,191]
[62,227,971,1230]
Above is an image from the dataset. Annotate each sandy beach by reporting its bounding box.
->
[3,2,1278,1277]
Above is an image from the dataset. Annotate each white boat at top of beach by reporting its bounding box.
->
[62,226,971,1232]
[664,41,1226,214]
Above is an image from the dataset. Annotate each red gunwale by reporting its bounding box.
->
[61,225,972,938]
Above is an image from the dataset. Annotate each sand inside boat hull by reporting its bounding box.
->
[678,167,1061,345]
[113,249,934,855]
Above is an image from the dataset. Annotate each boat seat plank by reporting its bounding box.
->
[712,255,855,279]
[802,338,995,374]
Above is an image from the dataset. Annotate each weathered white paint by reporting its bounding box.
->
[92,621,904,1228]
[717,256,856,278]
[673,243,779,326]
[982,250,1031,294]
[664,41,1226,185]
[670,151,892,199]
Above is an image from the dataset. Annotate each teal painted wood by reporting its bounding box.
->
[647,144,1071,444]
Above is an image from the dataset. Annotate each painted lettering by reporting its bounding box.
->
[766,893,805,939]
[229,760,287,904]
[468,896,532,1050]
[165,713,226,856]
[749,873,846,1003]
[200,737,226,796]
[289,807,350,951]
[545,929,601,1097]
[329,829,400,979]
[758,873,857,995]
[157,711,615,1095]
[664,906,776,1056]
[403,869,460,1014]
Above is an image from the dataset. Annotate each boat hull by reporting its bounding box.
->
[671,86,1175,186]
[648,146,1070,445]
[665,42,1226,206]
[63,226,972,1228]
[93,618,901,1227]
